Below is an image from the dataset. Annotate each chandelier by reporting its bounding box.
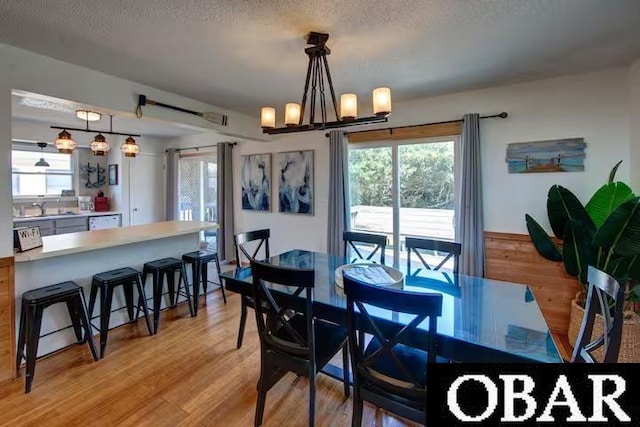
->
[51,114,141,157]
[261,32,391,134]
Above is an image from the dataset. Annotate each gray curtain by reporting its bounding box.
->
[165,148,179,220]
[456,113,485,277]
[327,130,350,256]
[217,142,235,261]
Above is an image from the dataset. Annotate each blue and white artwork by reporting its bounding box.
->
[277,150,313,215]
[241,153,271,211]
[505,138,586,173]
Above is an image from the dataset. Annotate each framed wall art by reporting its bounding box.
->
[241,153,271,211]
[276,150,314,215]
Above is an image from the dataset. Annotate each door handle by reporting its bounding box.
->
[133,208,139,212]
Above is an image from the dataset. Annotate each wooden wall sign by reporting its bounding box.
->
[14,227,43,252]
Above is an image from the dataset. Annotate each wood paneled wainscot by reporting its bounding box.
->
[0,256,15,383]
[485,232,578,359]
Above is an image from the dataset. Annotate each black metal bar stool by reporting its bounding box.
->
[141,258,194,334]
[16,281,98,393]
[87,267,152,358]
[182,250,225,316]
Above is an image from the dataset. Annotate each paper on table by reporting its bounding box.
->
[344,265,396,285]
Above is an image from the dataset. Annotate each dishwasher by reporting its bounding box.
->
[89,215,121,230]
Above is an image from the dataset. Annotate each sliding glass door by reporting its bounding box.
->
[349,137,458,269]
[178,152,217,248]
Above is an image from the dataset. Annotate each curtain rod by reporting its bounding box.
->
[167,142,237,153]
[325,112,508,137]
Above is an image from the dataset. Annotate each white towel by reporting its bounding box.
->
[344,266,396,285]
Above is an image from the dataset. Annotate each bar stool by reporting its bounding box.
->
[88,267,152,358]
[182,250,226,316]
[16,281,98,393]
[141,258,194,334]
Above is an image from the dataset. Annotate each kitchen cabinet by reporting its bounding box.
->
[13,213,122,235]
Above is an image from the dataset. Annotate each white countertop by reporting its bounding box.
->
[14,211,122,223]
[15,220,217,262]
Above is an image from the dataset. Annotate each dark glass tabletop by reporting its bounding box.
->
[221,249,562,363]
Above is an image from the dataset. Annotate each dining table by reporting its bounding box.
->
[221,249,563,364]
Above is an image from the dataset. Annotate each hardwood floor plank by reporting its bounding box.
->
[0,291,418,426]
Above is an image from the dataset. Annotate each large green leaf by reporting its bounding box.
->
[563,219,596,284]
[525,214,562,261]
[585,182,634,228]
[628,256,640,282]
[608,160,623,184]
[547,185,594,239]
[593,197,640,257]
[604,256,630,286]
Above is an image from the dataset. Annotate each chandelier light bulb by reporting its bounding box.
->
[373,87,392,116]
[121,136,140,158]
[261,107,276,128]
[90,134,110,156]
[285,103,301,127]
[340,94,358,120]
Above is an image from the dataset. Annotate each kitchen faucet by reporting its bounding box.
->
[32,201,47,215]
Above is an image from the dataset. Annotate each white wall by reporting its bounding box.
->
[232,67,634,254]
[0,43,261,256]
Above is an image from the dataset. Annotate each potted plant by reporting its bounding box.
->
[525,161,640,361]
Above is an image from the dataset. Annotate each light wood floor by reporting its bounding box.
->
[0,290,418,427]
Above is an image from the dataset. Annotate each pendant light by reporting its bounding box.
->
[121,136,140,158]
[90,133,110,156]
[54,129,77,154]
[34,142,50,167]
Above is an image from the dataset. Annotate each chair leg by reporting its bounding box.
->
[152,271,163,335]
[214,254,226,304]
[308,371,316,427]
[75,293,98,362]
[237,297,248,349]
[191,261,201,316]
[179,264,195,317]
[134,275,153,336]
[24,305,43,393]
[202,262,209,296]
[87,280,98,325]
[99,285,114,359]
[167,270,176,306]
[16,300,27,375]
[342,343,350,398]
[65,299,84,342]
[255,358,269,427]
[352,390,364,427]
[123,281,135,323]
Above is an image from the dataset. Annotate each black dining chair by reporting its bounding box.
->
[343,273,443,426]
[343,231,387,265]
[405,237,461,275]
[251,259,349,427]
[571,266,626,363]
[234,229,270,349]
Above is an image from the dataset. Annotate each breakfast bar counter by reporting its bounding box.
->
[14,220,218,356]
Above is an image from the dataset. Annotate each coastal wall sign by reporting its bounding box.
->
[505,138,586,173]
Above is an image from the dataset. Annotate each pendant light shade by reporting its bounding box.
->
[34,142,50,167]
[284,103,301,126]
[54,129,77,154]
[372,87,392,116]
[261,107,276,129]
[340,93,358,120]
[121,136,140,158]
[90,134,110,156]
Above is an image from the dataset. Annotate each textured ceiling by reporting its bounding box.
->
[1,0,639,117]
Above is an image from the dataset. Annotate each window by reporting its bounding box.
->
[12,149,75,197]
[348,137,459,269]
[178,152,217,247]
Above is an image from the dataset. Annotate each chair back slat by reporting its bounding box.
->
[572,266,625,363]
[235,229,270,265]
[343,231,387,265]
[251,259,315,358]
[405,237,461,275]
[343,274,442,398]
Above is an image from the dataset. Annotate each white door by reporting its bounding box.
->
[130,153,166,225]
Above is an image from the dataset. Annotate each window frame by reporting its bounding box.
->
[348,135,461,268]
[11,144,79,201]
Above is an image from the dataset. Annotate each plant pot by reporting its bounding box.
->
[568,293,640,362]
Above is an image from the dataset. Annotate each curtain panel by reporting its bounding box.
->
[327,130,350,256]
[217,142,235,261]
